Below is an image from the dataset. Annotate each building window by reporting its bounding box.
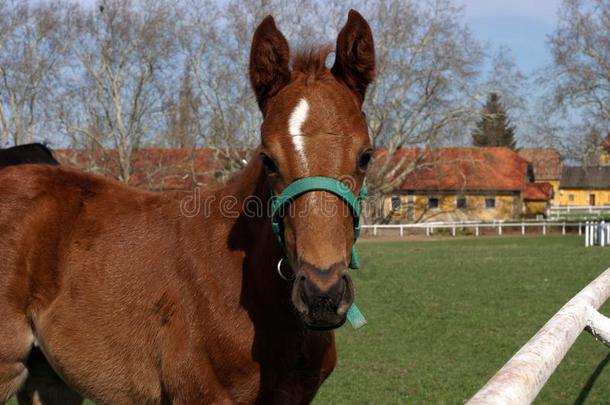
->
[568,194,574,202]
[485,197,496,209]
[456,197,467,209]
[391,196,401,210]
[428,197,439,209]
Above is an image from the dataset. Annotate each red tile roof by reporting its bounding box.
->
[52,146,535,195]
[518,148,562,180]
[376,147,529,192]
[54,148,230,190]
[523,182,553,201]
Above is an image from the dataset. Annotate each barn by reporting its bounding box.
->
[381,147,553,222]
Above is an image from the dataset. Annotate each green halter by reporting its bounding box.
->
[271,176,365,269]
[270,176,367,329]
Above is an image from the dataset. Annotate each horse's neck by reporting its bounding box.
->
[218,157,274,241]
[212,158,293,316]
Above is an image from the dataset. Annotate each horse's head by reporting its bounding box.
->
[250,10,375,329]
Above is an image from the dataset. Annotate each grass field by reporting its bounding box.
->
[314,236,610,404]
[7,236,610,404]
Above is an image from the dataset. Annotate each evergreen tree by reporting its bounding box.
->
[169,64,200,148]
[472,93,517,149]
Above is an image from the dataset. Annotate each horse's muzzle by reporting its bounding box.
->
[291,261,354,330]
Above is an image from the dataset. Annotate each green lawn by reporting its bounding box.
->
[7,236,610,404]
[314,236,610,404]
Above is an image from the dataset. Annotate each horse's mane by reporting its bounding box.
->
[291,45,333,77]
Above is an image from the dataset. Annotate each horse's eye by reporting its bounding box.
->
[260,153,279,174]
[357,150,373,172]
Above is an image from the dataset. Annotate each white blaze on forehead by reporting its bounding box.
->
[288,98,309,168]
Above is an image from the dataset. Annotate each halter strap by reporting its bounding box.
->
[270,176,366,269]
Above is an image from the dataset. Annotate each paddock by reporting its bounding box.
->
[314,236,610,404]
[467,266,610,403]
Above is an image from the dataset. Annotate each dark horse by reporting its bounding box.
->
[0,10,375,404]
[0,143,59,168]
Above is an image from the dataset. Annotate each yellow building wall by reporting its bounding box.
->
[384,193,517,222]
[556,189,610,206]
[524,201,548,216]
[600,150,610,166]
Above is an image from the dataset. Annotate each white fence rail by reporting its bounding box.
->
[549,205,610,219]
[467,268,610,404]
[361,221,584,237]
[585,221,610,247]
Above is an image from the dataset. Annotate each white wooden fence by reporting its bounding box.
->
[361,221,584,238]
[549,205,610,219]
[585,221,610,247]
[467,268,610,404]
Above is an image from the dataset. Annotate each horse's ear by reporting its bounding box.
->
[331,10,375,106]
[249,16,291,113]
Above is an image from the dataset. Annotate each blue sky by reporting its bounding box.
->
[460,0,562,74]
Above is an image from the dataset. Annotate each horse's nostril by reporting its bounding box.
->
[336,273,354,316]
[291,265,355,329]
[291,274,309,315]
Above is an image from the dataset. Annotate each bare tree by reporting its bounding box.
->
[530,0,610,164]
[57,0,180,182]
[0,0,71,146]
[547,0,610,126]
[482,46,527,115]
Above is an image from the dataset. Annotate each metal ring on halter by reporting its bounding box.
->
[276,258,290,281]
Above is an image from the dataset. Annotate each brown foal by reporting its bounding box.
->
[0,10,375,405]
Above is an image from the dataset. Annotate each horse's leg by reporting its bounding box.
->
[16,348,83,405]
[0,312,33,403]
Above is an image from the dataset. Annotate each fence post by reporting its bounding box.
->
[426,226,430,237]
[452,225,456,237]
[373,225,377,237]
[593,221,597,246]
[400,225,404,237]
[543,222,547,235]
[521,223,525,235]
[585,221,590,247]
[498,224,502,236]
[562,223,566,235]
[475,226,479,237]
[579,222,582,236]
